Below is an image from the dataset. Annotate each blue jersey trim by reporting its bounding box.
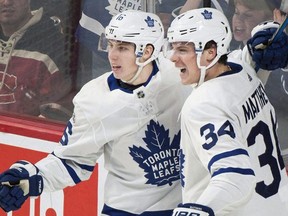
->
[212,167,255,178]
[107,60,159,93]
[218,62,243,78]
[208,148,249,172]
[79,163,95,172]
[102,204,173,216]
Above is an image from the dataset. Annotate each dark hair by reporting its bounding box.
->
[204,40,228,65]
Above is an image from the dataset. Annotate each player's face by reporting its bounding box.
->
[107,40,138,81]
[170,42,200,85]
[232,3,269,44]
[0,0,31,27]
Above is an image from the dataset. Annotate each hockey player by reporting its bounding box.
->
[0,10,190,215]
[166,8,288,215]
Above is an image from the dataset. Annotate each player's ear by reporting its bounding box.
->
[205,45,217,62]
[141,44,154,61]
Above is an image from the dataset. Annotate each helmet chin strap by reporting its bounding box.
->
[121,57,153,84]
[195,53,220,87]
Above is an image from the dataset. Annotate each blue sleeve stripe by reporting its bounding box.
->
[51,152,95,184]
[212,167,255,178]
[79,164,95,172]
[208,148,249,172]
[61,159,82,184]
[51,152,95,172]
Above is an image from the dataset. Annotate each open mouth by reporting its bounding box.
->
[180,68,186,73]
[111,65,121,72]
[234,27,244,33]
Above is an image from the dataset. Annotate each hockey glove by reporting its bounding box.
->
[0,160,43,212]
[172,203,215,216]
[247,21,288,70]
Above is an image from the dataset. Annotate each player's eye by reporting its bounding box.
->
[178,48,189,53]
[118,46,128,51]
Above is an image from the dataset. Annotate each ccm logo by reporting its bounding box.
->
[174,211,200,216]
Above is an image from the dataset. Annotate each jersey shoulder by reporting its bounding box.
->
[185,60,261,114]
[72,72,115,117]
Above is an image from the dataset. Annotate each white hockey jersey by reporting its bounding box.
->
[36,56,191,215]
[179,57,288,215]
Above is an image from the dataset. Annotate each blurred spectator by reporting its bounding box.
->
[231,0,281,49]
[179,0,281,49]
[0,0,72,120]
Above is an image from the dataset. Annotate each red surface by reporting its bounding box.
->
[0,113,65,142]
[0,114,99,216]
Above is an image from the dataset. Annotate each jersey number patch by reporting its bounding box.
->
[247,112,285,198]
[200,113,285,199]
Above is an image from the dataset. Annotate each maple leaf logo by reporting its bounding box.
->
[145,16,155,27]
[201,9,213,20]
[129,120,180,186]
